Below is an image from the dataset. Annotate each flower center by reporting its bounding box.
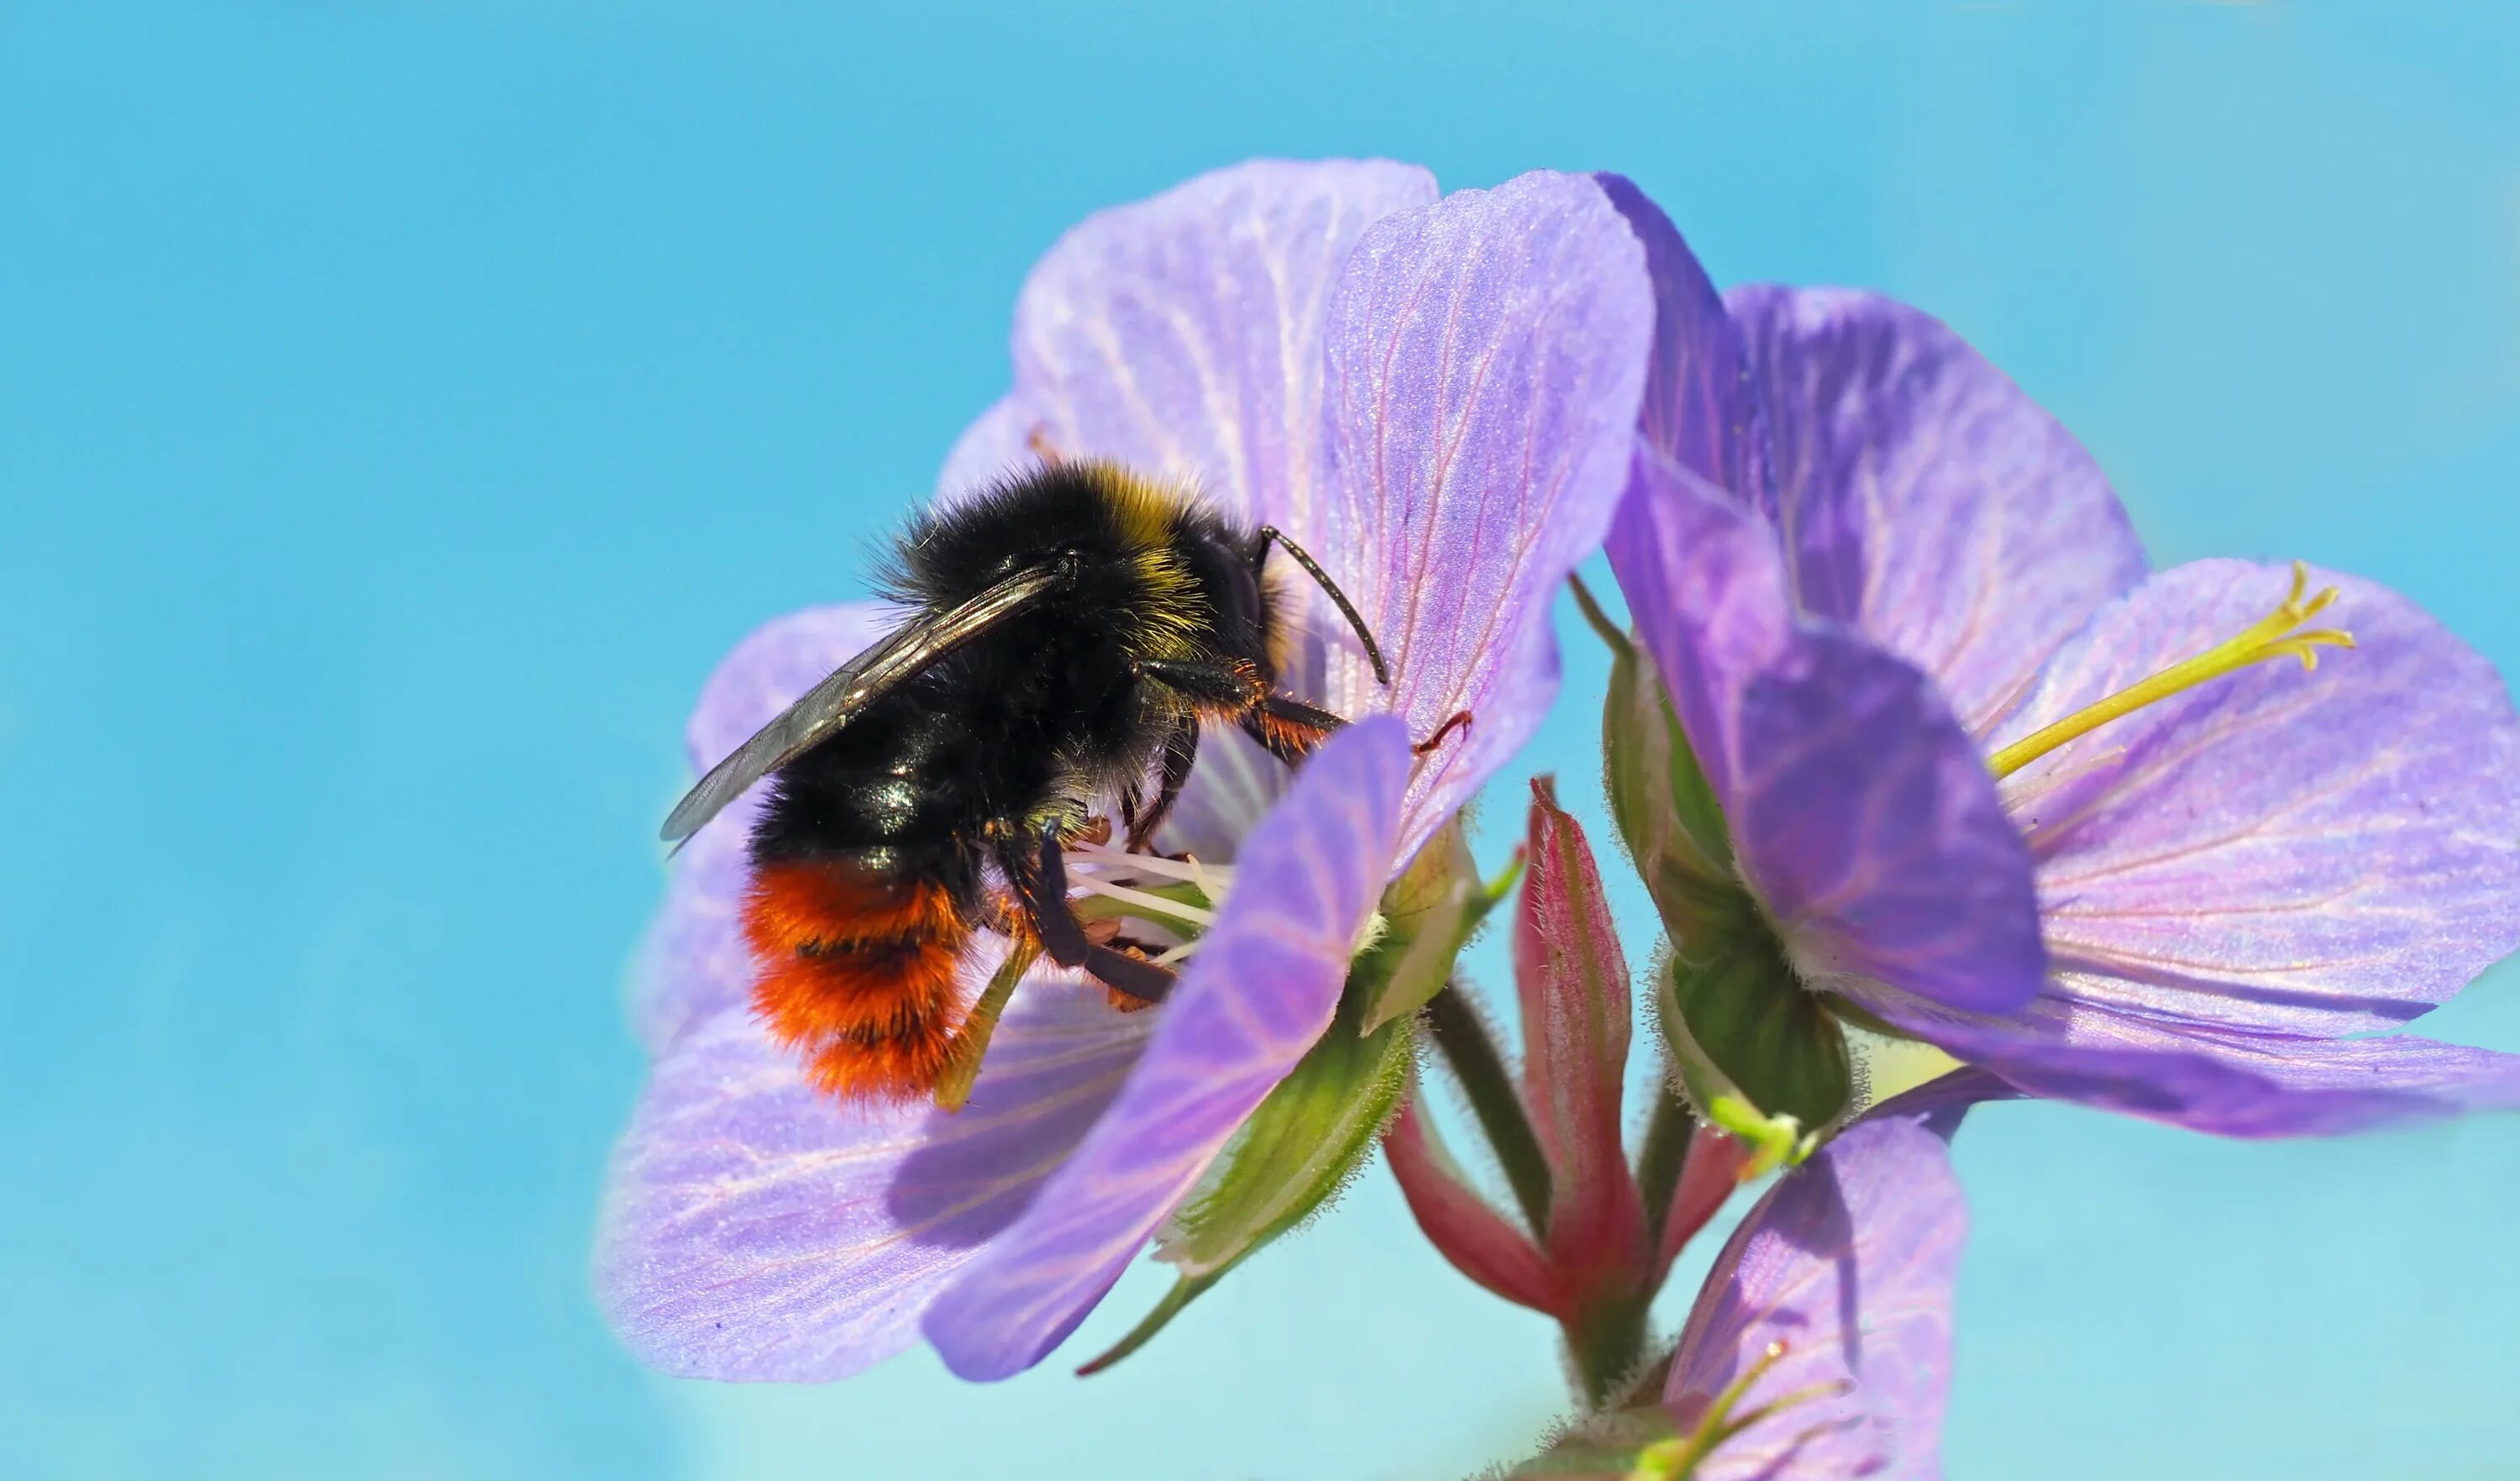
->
[1062,839,1229,965]
[1985,561,2354,780]
[1638,1341,1847,1479]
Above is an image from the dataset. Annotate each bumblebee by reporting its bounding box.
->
[659,460,1400,1105]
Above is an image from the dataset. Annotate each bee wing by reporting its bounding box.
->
[659,566,1064,843]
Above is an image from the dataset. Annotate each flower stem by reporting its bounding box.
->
[1633,1077,1693,1253]
[1424,984,1554,1237]
[1566,1295,1652,1412]
[1567,572,1630,653]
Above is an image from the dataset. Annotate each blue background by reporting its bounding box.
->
[6,3,2516,1477]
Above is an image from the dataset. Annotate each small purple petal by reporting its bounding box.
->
[1153,722,1287,864]
[1730,286,2145,735]
[1667,1114,1966,1481]
[921,717,1412,1379]
[1320,171,1651,851]
[1007,158,1436,530]
[2000,559,2520,1038]
[1594,176,1766,499]
[1737,627,2045,1016]
[1606,445,1797,786]
[1612,454,2045,1015]
[593,984,1152,1382]
[636,602,899,1048]
[1878,993,2520,1138]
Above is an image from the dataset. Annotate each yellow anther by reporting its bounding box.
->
[1987,561,2355,780]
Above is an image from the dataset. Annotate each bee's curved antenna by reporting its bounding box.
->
[1252,525,1390,686]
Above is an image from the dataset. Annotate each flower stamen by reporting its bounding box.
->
[1632,1341,1850,1480]
[1987,560,2354,780]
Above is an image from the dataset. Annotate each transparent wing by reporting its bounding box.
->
[659,565,1064,843]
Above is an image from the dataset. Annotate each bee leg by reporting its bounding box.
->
[997,827,1091,970]
[1085,943,1175,1006]
[1241,691,1347,766]
[1414,709,1473,757]
[1137,657,1266,709]
[1125,712,1203,853]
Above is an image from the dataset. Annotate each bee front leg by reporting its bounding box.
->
[996,827,1090,969]
[1126,712,1202,853]
[1240,691,1347,766]
[1003,825,1177,1006]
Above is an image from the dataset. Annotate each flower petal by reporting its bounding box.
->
[935,391,1047,497]
[1999,559,2520,1037]
[921,717,1412,1379]
[1667,1113,1966,1481]
[591,984,1152,1382]
[1320,170,1652,852]
[1612,454,2046,1015]
[1594,176,1766,498]
[1383,1095,1563,1316]
[1882,993,2520,1138]
[683,602,900,776]
[636,602,899,1050]
[1730,286,2145,735]
[1007,158,1436,531]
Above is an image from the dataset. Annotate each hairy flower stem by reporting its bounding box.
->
[1566,1294,1652,1412]
[1424,985,1555,1237]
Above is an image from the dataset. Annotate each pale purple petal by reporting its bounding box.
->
[593,983,1152,1382]
[633,817,756,1054]
[1605,445,1796,787]
[921,717,1412,1379]
[1875,993,2520,1138]
[1998,559,2520,1037]
[1738,628,2045,1015]
[1152,722,1286,864]
[1320,171,1651,851]
[935,391,1048,498]
[635,602,898,1050]
[1610,454,2045,1014]
[1007,158,1436,531]
[1730,286,2145,736]
[1668,1114,1966,1481]
[683,602,900,775]
[1595,175,1766,499]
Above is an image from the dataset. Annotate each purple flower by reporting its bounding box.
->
[595,160,1656,1382]
[1656,1109,1965,1480]
[1599,178,2520,1140]
[1501,1106,1967,1480]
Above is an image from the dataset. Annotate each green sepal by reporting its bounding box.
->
[1079,962,1418,1372]
[1500,1405,1683,1480]
[1662,924,1850,1145]
[1360,817,1521,1035]
[1594,598,1735,941]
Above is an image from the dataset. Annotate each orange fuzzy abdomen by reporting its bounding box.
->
[741,859,975,1105]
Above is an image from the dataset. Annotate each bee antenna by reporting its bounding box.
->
[1252,525,1391,687]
